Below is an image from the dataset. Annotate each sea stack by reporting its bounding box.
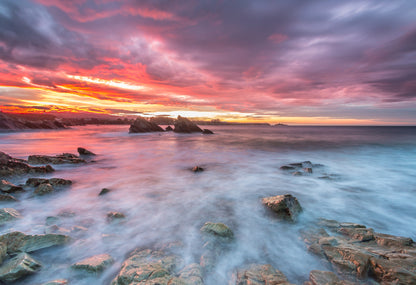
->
[173,116,203,133]
[129,117,164,133]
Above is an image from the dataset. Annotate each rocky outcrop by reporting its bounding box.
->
[304,270,355,285]
[262,194,302,222]
[0,194,18,202]
[71,253,114,273]
[202,129,214,134]
[0,208,21,225]
[230,264,293,285]
[200,222,234,240]
[129,117,164,133]
[0,231,70,254]
[173,116,203,133]
[34,183,54,196]
[99,188,111,196]
[279,161,321,176]
[301,219,416,284]
[77,147,95,156]
[0,179,23,193]
[0,253,41,282]
[0,152,54,177]
[26,178,72,187]
[28,153,85,164]
[0,111,66,130]
[165,125,173,131]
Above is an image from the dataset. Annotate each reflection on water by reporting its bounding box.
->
[1,125,416,284]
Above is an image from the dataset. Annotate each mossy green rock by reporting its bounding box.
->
[0,253,41,282]
[200,222,234,239]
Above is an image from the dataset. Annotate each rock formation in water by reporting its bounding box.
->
[173,116,203,133]
[0,152,55,177]
[129,116,165,133]
[0,112,66,130]
[77,147,95,156]
[262,194,302,222]
[28,153,86,165]
[71,254,114,273]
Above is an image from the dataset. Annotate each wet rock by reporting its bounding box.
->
[0,208,21,225]
[99,188,111,196]
[0,231,70,254]
[304,167,313,174]
[230,264,293,285]
[28,153,85,164]
[262,194,302,222]
[369,255,416,284]
[26,178,48,187]
[178,263,204,285]
[34,183,54,195]
[337,227,375,242]
[200,222,234,240]
[165,125,173,131]
[374,233,413,248]
[26,178,72,188]
[192,166,204,172]
[292,171,303,176]
[306,270,355,285]
[110,249,183,285]
[0,253,41,282]
[0,243,7,264]
[0,194,18,202]
[173,116,203,133]
[107,211,126,222]
[280,165,296,171]
[72,253,114,273]
[0,180,23,193]
[77,147,96,156]
[129,116,164,133]
[1,152,54,177]
[202,129,214,134]
[48,178,72,187]
[40,280,68,285]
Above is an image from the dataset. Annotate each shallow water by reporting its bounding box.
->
[1,125,416,284]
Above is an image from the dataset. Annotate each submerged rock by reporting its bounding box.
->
[0,208,21,225]
[77,147,96,156]
[28,153,85,164]
[230,264,293,285]
[27,178,72,187]
[99,188,111,196]
[200,222,234,240]
[192,166,204,172]
[0,194,18,202]
[0,253,41,282]
[173,116,203,133]
[106,211,126,222]
[129,117,164,133]
[262,194,302,222]
[34,183,54,196]
[0,180,23,193]
[72,253,114,273]
[0,152,54,177]
[0,231,70,254]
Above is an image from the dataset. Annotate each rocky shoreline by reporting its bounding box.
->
[0,150,414,284]
[129,116,214,134]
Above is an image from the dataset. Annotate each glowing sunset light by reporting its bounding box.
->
[0,0,415,125]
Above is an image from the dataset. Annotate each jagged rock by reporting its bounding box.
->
[262,194,302,221]
[77,147,96,156]
[0,194,18,202]
[26,178,48,187]
[72,253,114,273]
[28,153,85,164]
[0,180,23,193]
[173,116,203,133]
[0,253,41,282]
[165,126,173,131]
[107,211,126,222]
[40,280,68,285]
[374,233,413,247]
[0,231,70,254]
[34,183,54,195]
[230,264,293,285]
[202,129,214,134]
[192,166,204,172]
[306,270,355,285]
[200,222,234,239]
[27,178,72,188]
[110,249,183,285]
[0,152,54,177]
[0,208,21,225]
[129,117,164,133]
[337,227,375,242]
[99,188,111,196]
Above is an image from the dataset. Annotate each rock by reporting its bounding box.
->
[0,243,7,264]
[0,253,41,282]
[0,231,70,254]
[292,171,303,176]
[178,263,204,285]
[28,153,85,164]
[0,194,18,202]
[1,152,55,177]
[0,208,21,225]
[0,180,23,193]
[44,225,71,235]
[99,188,111,196]
[77,147,96,156]
[129,117,164,133]
[280,165,296,170]
[202,129,214,134]
[192,166,204,172]
[48,178,72,186]
[200,222,234,239]
[173,116,203,133]
[34,183,54,195]
[107,211,126,222]
[337,227,375,242]
[374,233,413,248]
[110,249,183,285]
[0,111,66,130]
[369,255,416,284]
[230,264,293,285]
[304,167,313,174]
[26,178,49,187]
[262,194,302,221]
[165,126,173,131]
[72,253,114,273]
[307,270,355,285]
[40,280,68,285]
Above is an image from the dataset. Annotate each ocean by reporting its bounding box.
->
[1,125,415,284]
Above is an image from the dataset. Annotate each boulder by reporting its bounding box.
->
[28,153,85,164]
[306,270,355,285]
[0,194,18,202]
[200,222,234,240]
[230,264,293,285]
[0,180,23,193]
[173,116,203,133]
[129,117,164,133]
[0,208,21,225]
[192,166,204,172]
[0,253,41,282]
[99,188,111,196]
[165,126,173,131]
[72,253,114,273]
[0,231,70,254]
[0,152,55,177]
[107,211,126,222]
[202,129,214,134]
[261,194,302,221]
[77,147,96,156]
[34,183,54,195]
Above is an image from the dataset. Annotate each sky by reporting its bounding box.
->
[0,0,415,125]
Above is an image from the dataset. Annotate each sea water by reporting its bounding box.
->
[1,125,415,284]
